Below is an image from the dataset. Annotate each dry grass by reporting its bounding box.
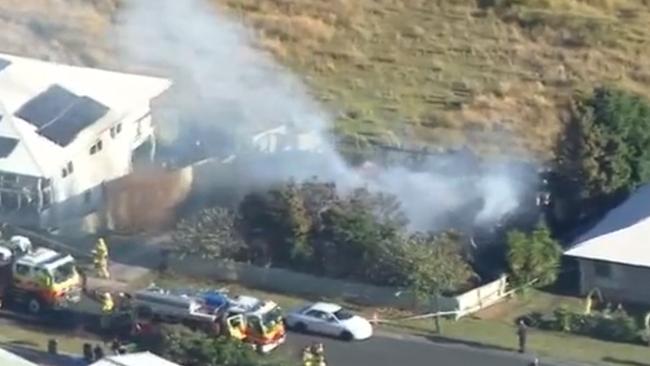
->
[215,0,650,158]
[0,0,648,159]
[0,0,117,67]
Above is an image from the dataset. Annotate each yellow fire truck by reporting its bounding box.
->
[226,295,286,353]
[131,287,286,353]
[0,236,82,314]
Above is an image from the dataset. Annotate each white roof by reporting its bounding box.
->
[0,348,38,366]
[565,184,650,267]
[91,352,182,366]
[309,302,342,314]
[17,247,59,264]
[0,52,171,177]
[229,295,261,310]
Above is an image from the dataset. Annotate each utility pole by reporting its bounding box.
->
[434,293,442,334]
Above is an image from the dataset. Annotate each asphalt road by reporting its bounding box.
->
[282,330,565,366]
[0,305,584,366]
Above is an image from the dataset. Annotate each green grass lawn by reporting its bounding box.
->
[382,290,650,366]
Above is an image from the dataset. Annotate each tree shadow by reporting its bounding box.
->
[602,357,650,366]
[4,339,38,347]
[423,334,514,353]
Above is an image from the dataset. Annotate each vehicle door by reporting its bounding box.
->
[226,314,246,340]
[304,310,340,336]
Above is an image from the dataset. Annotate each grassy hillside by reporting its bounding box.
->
[216,0,650,158]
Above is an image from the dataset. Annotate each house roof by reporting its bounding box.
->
[565,184,650,267]
[0,348,38,366]
[0,53,172,177]
[90,352,182,366]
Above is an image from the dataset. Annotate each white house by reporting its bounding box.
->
[565,184,650,304]
[0,53,171,229]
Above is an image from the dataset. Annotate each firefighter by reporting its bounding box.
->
[302,346,314,366]
[93,238,110,279]
[100,292,115,331]
[517,319,528,354]
[311,342,326,366]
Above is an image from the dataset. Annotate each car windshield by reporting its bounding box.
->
[261,306,284,328]
[52,262,76,284]
[334,309,355,320]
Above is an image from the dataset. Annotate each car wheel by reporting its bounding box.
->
[27,298,42,315]
[294,322,307,333]
[340,331,354,341]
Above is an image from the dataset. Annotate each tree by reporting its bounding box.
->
[315,200,394,279]
[386,231,473,333]
[136,324,289,366]
[556,87,650,203]
[239,181,314,268]
[280,182,313,264]
[172,207,246,260]
[397,231,474,297]
[506,222,562,289]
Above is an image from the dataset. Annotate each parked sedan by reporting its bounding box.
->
[284,302,373,340]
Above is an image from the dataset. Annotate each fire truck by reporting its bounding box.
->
[130,286,286,353]
[0,236,82,314]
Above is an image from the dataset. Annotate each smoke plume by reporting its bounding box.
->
[113,0,532,232]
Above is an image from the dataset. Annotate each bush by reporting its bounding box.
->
[506,222,562,289]
[592,311,639,343]
[527,306,641,344]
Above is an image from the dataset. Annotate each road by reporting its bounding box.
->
[282,331,574,366]
[0,304,586,366]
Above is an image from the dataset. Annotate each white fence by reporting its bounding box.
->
[440,275,509,319]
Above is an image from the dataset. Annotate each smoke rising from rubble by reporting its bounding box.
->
[114,0,530,232]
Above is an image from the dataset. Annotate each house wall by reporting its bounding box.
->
[40,104,155,228]
[578,258,650,304]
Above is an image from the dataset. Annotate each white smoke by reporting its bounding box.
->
[113,0,529,232]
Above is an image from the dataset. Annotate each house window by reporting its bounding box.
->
[110,123,122,138]
[89,140,103,155]
[84,190,92,204]
[594,262,612,278]
[42,189,52,209]
[61,161,74,178]
[15,264,30,276]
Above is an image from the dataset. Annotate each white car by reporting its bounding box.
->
[284,302,373,341]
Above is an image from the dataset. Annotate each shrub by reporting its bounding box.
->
[506,222,562,289]
[528,306,641,344]
[592,311,639,343]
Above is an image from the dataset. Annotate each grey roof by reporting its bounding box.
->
[0,135,19,158]
[0,58,10,72]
